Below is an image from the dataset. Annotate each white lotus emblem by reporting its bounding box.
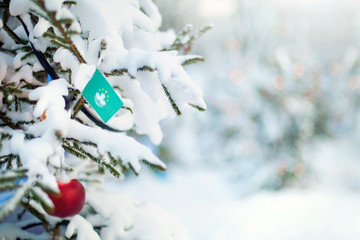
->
[95,92,106,107]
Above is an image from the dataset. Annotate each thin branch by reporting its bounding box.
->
[0,47,16,55]
[72,97,85,118]
[20,201,48,225]
[22,222,43,230]
[162,84,181,115]
[0,112,22,130]
[2,24,27,45]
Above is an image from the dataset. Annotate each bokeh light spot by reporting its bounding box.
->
[293,163,305,177]
[225,38,241,52]
[273,76,285,90]
[226,104,241,119]
[293,62,305,76]
[229,69,244,84]
[331,62,341,75]
[348,75,360,90]
[276,161,288,176]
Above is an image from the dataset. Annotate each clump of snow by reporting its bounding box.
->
[115,77,167,144]
[9,132,25,155]
[53,48,80,75]
[9,0,32,16]
[139,0,162,29]
[67,120,166,173]
[123,49,206,111]
[73,64,96,92]
[44,0,63,12]
[72,0,155,38]
[9,65,35,84]
[28,79,69,118]
[65,215,101,240]
[86,188,191,240]
[33,18,51,38]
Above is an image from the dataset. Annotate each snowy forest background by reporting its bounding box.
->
[120,0,360,239]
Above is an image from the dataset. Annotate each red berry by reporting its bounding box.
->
[45,179,86,218]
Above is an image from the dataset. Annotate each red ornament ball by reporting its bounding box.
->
[45,179,86,218]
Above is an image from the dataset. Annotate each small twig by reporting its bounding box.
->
[22,222,43,230]
[0,112,21,130]
[0,47,16,54]
[162,84,181,115]
[20,201,48,227]
[72,97,85,118]
[2,24,26,45]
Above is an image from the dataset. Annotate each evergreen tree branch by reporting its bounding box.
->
[20,51,34,61]
[32,0,88,120]
[0,112,22,130]
[2,6,26,44]
[181,57,205,66]
[189,103,206,112]
[20,200,48,227]
[162,84,181,115]
[22,222,43,230]
[104,65,192,116]
[64,138,124,178]
[0,182,20,192]
[169,24,193,50]
[0,47,16,54]
[0,167,27,182]
[33,0,86,63]
[0,181,33,221]
[2,24,27,45]
[72,98,85,118]
[63,145,87,160]
[43,32,68,44]
[77,145,123,178]
[63,1,77,6]
[104,68,128,77]
[50,39,72,50]
[168,24,212,54]
[141,159,167,172]
[186,24,213,49]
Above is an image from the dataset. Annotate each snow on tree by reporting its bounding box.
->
[0,0,207,239]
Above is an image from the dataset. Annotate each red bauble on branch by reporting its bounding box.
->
[45,179,86,218]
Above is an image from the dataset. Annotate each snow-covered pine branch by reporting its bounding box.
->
[0,0,206,239]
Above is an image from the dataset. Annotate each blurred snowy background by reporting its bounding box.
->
[113,0,360,239]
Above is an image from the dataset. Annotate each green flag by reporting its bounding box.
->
[82,69,123,123]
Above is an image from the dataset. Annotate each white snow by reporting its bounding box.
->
[139,0,162,29]
[44,0,63,12]
[9,0,32,16]
[9,65,35,83]
[53,48,80,75]
[116,77,167,144]
[73,64,96,92]
[28,79,69,118]
[73,0,155,38]
[123,49,206,111]
[67,119,166,173]
[86,187,191,240]
[65,215,101,240]
[33,18,51,38]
